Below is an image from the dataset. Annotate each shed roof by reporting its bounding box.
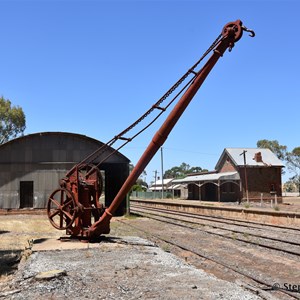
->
[172,171,240,183]
[0,132,130,164]
[150,178,173,186]
[215,148,284,169]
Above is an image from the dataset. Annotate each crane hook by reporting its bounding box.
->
[242,25,255,37]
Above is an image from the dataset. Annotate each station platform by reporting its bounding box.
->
[130,197,300,226]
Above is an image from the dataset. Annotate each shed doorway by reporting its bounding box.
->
[20,181,34,208]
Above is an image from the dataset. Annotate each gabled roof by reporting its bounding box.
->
[149,178,174,190]
[215,148,284,169]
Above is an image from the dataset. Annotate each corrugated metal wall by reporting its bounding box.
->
[0,132,129,210]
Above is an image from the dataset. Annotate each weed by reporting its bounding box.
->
[243,232,249,240]
[244,203,250,209]
[124,214,139,220]
[200,203,214,207]
[162,244,171,253]
[20,239,34,262]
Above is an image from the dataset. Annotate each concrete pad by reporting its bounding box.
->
[32,237,99,252]
[32,235,155,252]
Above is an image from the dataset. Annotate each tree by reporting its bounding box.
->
[129,165,148,192]
[286,147,300,194]
[131,178,148,192]
[189,166,204,173]
[0,96,26,144]
[257,139,300,193]
[283,180,298,193]
[164,162,207,179]
[256,139,287,161]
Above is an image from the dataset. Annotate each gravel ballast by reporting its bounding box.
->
[2,236,264,299]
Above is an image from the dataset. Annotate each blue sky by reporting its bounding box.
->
[1,0,299,184]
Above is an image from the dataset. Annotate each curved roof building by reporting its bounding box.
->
[0,132,129,214]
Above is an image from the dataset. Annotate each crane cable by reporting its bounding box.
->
[76,33,224,175]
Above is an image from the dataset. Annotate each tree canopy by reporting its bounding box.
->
[164,162,207,179]
[0,97,26,144]
[130,166,148,192]
[286,147,300,189]
[131,178,148,192]
[257,139,300,191]
[256,139,287,161]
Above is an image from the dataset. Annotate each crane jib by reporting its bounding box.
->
[46,20,255,240]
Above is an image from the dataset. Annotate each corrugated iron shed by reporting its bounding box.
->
[0,132,130,212]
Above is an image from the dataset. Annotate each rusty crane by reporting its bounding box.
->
[47,20,255,240]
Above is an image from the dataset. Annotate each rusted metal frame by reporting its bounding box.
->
[87,28,239,238]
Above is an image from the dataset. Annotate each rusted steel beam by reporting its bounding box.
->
[88,20,253,238]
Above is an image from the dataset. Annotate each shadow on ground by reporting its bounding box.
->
[0,250,21,276]
[0,231,9,235]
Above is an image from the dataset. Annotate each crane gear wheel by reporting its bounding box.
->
[222,20,244,42]
[47,188,77,230]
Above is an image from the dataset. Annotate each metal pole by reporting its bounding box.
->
[154,170,158,198]
[161,147,164,200]
[240,150,249,203]
[218,179,220,202]
[126,193,130,215]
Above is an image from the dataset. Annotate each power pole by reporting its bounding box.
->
[161,147,164,199]
[240,150,249,203]
[153,170,158,198]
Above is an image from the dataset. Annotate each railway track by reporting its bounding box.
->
[131,203,300,233]
[122,203,300,299]
[130,204,300,258]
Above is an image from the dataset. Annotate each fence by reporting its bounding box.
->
[131,191,174,200]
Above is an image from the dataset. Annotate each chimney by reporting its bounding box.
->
[253,152,262,163]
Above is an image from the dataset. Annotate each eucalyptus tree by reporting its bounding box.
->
[0,97,26,144]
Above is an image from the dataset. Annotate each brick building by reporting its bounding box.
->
[173,148,284,202]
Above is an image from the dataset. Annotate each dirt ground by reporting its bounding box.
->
[1,198,300,299]
[282,197,300,208]
[0,214,265,300]
[0,213,61,284]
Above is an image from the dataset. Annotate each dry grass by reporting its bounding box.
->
[0,214,62,281]
[0,213,140,282]
[0,214,61,251]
